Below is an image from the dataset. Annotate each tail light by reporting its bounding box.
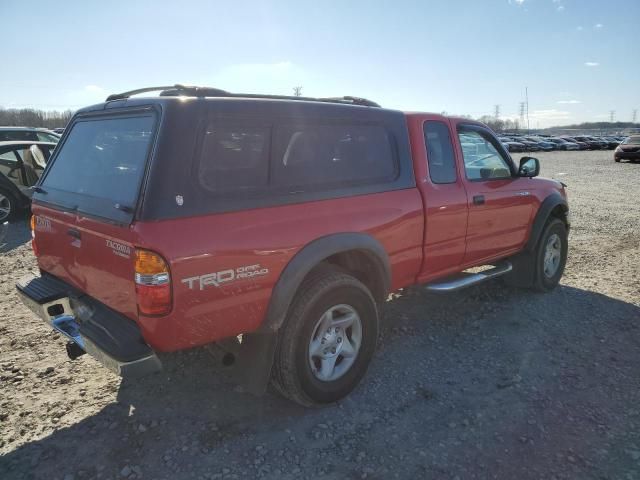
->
[30,215,39,256]
[135,249,172,316]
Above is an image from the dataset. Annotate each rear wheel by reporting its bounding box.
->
[271,267,379,406]
[0,188,19,223]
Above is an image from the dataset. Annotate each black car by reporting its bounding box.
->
[0,127,60,144]
[601,137,620,149]
[498,137,526,152]
[560,137,589,150]
[549,138,579,150]
[0,141,56,221]
[614,135,640,162]
[573,136,606,150]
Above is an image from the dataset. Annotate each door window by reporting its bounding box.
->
[424,121,457,184]
[457,129,512,180]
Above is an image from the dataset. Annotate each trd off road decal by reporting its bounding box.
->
[106,239,131,258]
[181,264,269,290]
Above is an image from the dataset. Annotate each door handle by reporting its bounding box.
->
[67,228,81,239]
[473,195,485,205]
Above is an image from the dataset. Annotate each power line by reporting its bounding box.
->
[293,86,302,97]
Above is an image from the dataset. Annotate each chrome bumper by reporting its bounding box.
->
[17,275,161,379]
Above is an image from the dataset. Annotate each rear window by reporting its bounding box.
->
[41,114,156,214]
[197,122,397,195]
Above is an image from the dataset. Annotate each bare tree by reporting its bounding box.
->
[0,108,74,128]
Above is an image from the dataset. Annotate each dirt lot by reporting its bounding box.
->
[1,150,639,480]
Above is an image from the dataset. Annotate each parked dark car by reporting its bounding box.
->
[0,141,55,221]
[498,137,526,152]
[505,137,540,152]
[523,136,555,151]
[614,135,640,162]
[573,136,607,150]
[0,127,60,143]
[560,137,589,150]
[548,138,579,151]
[601,137,620,149]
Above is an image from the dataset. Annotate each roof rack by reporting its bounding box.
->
[105,84,380,107]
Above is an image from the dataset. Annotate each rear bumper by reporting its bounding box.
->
[16,273,161,378]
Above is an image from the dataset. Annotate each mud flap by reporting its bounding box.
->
[218,332,278,396]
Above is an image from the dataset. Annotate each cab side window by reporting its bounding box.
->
[457,129,512,180]
[424,121,457,184]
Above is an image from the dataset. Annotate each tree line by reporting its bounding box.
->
[0,108,74,129]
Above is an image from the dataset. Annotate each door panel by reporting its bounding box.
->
[454,125,536,265]
[463,177,535,263]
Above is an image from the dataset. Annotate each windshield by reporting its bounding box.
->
[40,114,156,218]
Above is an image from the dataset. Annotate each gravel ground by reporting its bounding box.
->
[1,150,639,480]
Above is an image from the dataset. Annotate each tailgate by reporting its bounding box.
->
[31,109,159,321]
[33,205,139,320]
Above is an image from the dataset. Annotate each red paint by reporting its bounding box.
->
[31,113,566,352]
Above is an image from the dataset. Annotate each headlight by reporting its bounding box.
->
[615,146,622,153]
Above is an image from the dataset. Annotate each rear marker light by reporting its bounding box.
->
[135,249,172,316]
[30,215,38,256]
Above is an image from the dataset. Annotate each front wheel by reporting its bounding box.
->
[532,218,568,291]
[270,267,379,406]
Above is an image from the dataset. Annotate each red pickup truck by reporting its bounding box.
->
[17,85,569,406]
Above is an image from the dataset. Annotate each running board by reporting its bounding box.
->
[425,262,513,293]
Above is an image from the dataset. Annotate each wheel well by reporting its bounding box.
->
[309,249,387,302]
[550,204,569,227]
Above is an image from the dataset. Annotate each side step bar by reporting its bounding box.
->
[425,262,512,293]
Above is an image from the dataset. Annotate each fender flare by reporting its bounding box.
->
[525,192,568,252]
[259,232,391,333]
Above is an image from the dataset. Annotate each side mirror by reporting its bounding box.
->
[518,156,540,177]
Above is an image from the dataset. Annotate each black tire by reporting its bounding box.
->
[270,266,379,406]
[614,158,620,163]
[504,217,568,291]
[0,188,19,223]
[532,218,568,292]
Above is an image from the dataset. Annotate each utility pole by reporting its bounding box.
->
[293,86,303,97]
[633,109,638,123]
[519,102,526,123]
[494,104,500,120]
[525,87,530,134]
[609,110,615,123]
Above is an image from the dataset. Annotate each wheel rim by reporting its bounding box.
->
[308,304,362,382]
[543,233,562,278]
[0,193,11,222]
